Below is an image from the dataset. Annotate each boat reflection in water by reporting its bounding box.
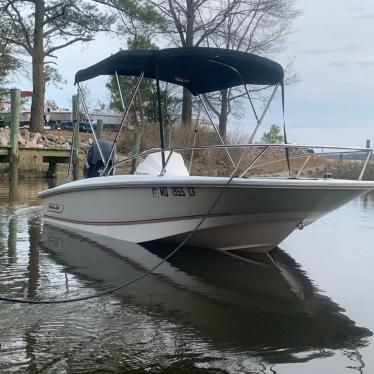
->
[40,224,371,364]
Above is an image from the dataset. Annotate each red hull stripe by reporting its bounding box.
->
[44,212,233,226]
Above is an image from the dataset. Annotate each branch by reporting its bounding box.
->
[193,0,210,9]
[148,0,172,18]
[194,0,240,47]
[44,25,65,38]
[43,3,71,26]
[0,35,32,55]
[247,12,264,48]
[8,0,33,50]
[202,93,220,117]
[46,37,92,55]
[228,84,272,101]
[1,1,33,53]
[235,3,260,50]
[90,0,122,8]
[167,0,186,45]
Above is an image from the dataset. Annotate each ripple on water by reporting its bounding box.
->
[0,183,374,373]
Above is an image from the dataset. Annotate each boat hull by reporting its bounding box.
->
[39,175,374,252]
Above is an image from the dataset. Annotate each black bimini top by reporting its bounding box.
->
[74,48,283,95]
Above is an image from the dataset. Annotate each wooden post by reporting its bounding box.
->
[131,129,141,174]
[9,89,20,182]
[96,119,103,139]
[366,139,371,149]
[27,216,41,299]
[72,95,80,181]
[164,121,171,148]
[47,162,57,179]
[7,214,17,262]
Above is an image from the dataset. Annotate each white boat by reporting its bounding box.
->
[39,48,374,252]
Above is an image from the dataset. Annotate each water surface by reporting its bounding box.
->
[0,180,373,373]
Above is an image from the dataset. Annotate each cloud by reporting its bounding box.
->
[299,49,333,55]
[356,62,374,68]
[355,14,374,19]
[347,5,374,19]
[330,62,349,68]
[299,45,357,55]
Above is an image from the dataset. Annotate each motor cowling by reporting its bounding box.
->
[84,139,116,178]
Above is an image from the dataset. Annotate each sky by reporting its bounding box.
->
[13,0,374,148]
[276,0,374,147]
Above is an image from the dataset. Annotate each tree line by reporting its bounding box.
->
[0,0,299,139]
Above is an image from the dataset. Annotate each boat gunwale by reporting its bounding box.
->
[39,175,374,198]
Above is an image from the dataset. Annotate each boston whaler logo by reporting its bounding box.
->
[48,202,64,213]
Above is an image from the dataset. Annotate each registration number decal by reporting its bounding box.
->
[151,186,196,198]
[48,203,64,213]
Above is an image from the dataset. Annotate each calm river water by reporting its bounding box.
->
[0,179,374,373]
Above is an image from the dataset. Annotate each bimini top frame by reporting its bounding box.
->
[74,47,285,175]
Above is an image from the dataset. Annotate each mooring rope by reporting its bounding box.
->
[0,157,246,304]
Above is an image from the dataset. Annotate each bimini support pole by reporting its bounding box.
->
[247,83,279,143]
[358,149,372,181]
[189,104,201,173]
[102,71,145,175]
[77,83,106,165]
[156,67,166,169]
[207,59,278,145]
[115,71,126,111]
[198,94,235,167]
[281,81,291,175]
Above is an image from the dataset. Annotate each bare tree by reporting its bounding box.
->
[0,0,113,132]
[203,0,299,140]
[148,0,242,130]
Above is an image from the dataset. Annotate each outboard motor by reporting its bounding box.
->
[84,139,116,178]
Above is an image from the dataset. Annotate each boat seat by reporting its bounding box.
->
[135,151,189,176]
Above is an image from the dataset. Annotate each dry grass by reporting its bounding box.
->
[112,125,373,180]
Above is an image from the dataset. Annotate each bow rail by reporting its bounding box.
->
[107,143,372,181]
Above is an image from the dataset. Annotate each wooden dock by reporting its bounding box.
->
[0,146,71,178]
[2,89,81,180]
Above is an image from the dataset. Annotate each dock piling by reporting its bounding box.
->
[9,89,21,182]
[96,119,103,139]
[131,130,141,174]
